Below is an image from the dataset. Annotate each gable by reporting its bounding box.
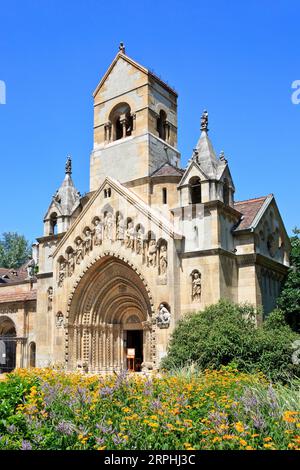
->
[93,54,148,103]
[53,176,182,259]
[178,161,209,187]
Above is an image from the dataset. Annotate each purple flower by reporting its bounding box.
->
[100,386,114,397]
[112,434,126,446]
[6,424,17,434]
[241,390,259,413]
[252,413,266,430]
[96,437,105,446]
[267,385,279,410]
[56,420,74,436]
[96,423,113,434]
[151,399,162,410]
[21,440,32,450]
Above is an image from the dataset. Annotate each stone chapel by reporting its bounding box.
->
[0,45,290,373]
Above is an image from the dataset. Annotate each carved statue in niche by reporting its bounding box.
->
[47,286,53,311]
[125,221,135,249]
[136,228,143,254]
[116,215,124,241]
[159,244,168,276]
[157,304,171,328]
[67,250,75,277]
[58,260,66,287]
[26,258,36,279]
[103,213,113,240]
[75,239,83,264]
[84,228,92,256]
[147,240,157,267]
[56,311,64,328]
[191,271,201,302]
[93,218,103,246]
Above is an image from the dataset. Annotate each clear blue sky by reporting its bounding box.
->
[0,0,299,243]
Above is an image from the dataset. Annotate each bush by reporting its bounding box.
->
[162,300,300,382]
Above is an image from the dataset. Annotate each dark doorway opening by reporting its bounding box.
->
[126,330,143,371]
[0,337,16,373]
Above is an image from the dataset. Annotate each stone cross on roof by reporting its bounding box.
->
[119,42,126,54]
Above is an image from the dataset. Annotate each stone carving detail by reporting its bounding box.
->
[47,286,53,311]
[26,258,36,279]
[103,213,113,240]
[58,258,66,287]
[201,109,209,132]
[84,228,93,256]
[147,239,157,267]
[67,249,75,277]
[191,270,201,302]
[136,227,144,255]
[157,303,171,328]
[75,238,83,264]
[159,243,168,276]
[56,311,64,328]
[56,204,171,287]
[125,220,135,249]
[116,214,124,242]
[93,218,103,246]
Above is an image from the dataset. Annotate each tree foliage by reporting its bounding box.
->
[277,228,300,331]
[162,300,300,382]
[0,232,32,269]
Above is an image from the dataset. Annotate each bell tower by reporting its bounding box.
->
[90,44,180,191]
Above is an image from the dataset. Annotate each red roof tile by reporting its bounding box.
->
[234,195,270,230]
[0,289,37,303]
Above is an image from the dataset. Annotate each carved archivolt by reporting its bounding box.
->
[57,210,168,287]
[64,253,157,372]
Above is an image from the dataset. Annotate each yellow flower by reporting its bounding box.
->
[263,437,272,442]
[263,443,274,449]
[246,446,254,450]
[235,422,245,433]
[239,439,247,446]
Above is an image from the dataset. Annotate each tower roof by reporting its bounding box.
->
[180,110,230,184]
[45,157,80,219]
[93,43,177,98]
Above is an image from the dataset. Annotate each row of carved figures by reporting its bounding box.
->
[57,212,168,287]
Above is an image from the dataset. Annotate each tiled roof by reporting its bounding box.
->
[0,289,37,303]
[151,163,184,177]
[0,267,29,284]
[234,195,270,231]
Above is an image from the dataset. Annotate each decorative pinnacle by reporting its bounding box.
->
[119,42,126,54]
[200,109,209,132]
[219,150,228,164]
[65,156,72,175]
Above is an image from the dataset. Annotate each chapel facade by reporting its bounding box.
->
[0,45,290,373]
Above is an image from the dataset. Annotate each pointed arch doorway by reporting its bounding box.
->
[0,316,17,373]
[67,256,155,372]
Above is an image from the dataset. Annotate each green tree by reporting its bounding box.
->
[277,228,300,332]
[0,232,32,269]
[162,300,300,382]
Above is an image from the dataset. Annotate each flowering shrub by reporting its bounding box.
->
[0,368,299,450]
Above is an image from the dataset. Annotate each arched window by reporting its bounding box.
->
[50,212,58,235]
[189,177,202,204]
[109,103,133,141]
[223,178,230,205]
[157,110,167,140]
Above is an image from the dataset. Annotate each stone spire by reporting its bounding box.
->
[52,156,80,216]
